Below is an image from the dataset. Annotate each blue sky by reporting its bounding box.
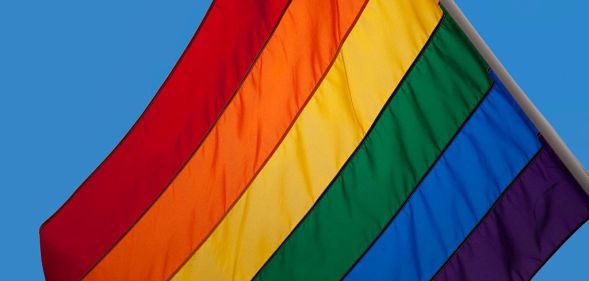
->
[0,0,586,280]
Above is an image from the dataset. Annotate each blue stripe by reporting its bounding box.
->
[345,73,541,281]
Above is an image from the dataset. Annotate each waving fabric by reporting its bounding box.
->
[40,1,589,280]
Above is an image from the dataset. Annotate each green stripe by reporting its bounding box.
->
[254,13,492,281]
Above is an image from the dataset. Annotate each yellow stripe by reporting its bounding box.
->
[173,1,442,280]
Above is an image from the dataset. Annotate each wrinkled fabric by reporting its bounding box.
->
[255,14,491,281]
[173,1,443,280]
[39,0,290,280]
[345,74,540,281]
[433,142,589,281]
[84,0,367,280]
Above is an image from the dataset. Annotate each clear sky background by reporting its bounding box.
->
[0,0,586,280]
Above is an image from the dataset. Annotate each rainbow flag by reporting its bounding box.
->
[40,0,589,280]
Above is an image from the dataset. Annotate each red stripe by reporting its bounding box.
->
[39,1,290,280]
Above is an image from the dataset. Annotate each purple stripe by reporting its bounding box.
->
[433,141,589,281]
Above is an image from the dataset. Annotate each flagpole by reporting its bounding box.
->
[440,0,589,195]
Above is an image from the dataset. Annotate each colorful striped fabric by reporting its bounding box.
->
[39,0,291,280]
[41,0,589,280]
[84,0,367,280]
[432,140,589,281]
[344,72,541,281]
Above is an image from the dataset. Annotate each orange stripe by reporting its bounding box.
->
[84,0,367,280]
